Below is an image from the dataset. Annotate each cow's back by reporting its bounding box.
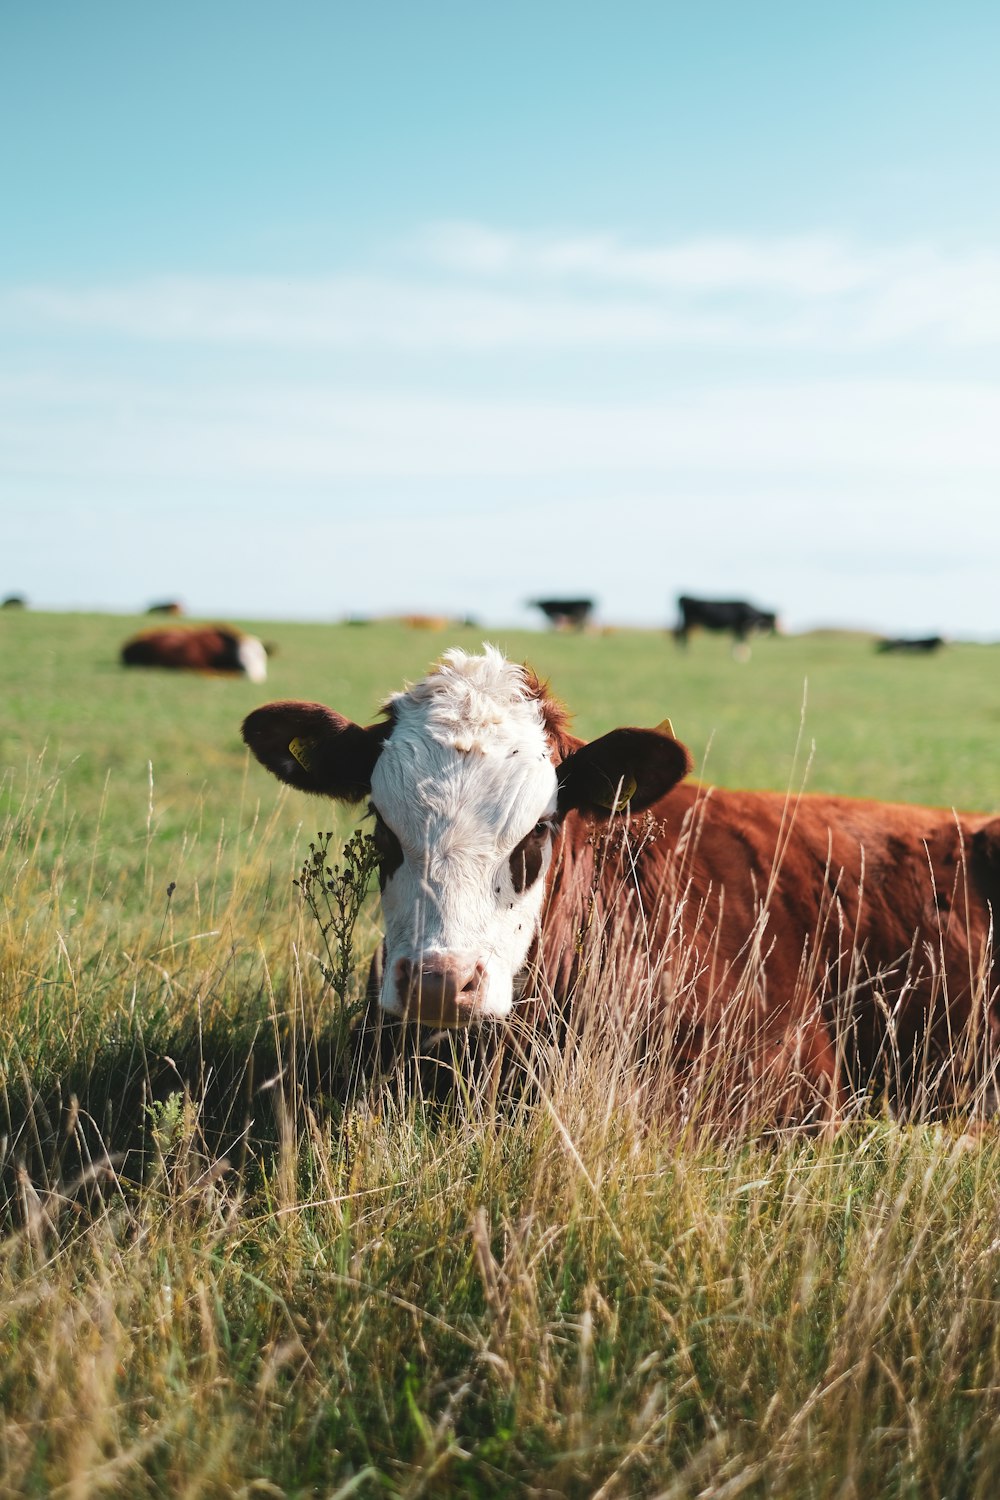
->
[538,780,999,1107]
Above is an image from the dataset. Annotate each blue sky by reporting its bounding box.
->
[2,2,998,634]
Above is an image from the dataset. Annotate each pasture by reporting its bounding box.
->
[3,610,1000,1497]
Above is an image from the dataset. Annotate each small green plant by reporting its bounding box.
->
[145,1087,208,1201]
[147,1089,190,1156]
[294,825,379,1027]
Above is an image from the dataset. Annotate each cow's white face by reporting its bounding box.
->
[241,645,692,1031]
[236,635,268,684]
[369,651,559,1024]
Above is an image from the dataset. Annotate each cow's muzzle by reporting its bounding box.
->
[392,955,488,1027]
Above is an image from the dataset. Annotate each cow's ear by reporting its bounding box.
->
[242,700,390,802]
[557,725,692,817]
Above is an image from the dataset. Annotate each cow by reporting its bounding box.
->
[399,615,455,631]
[532,598,595,631]
[674,595,778,649]
[122,624,268,682]
[242,647,1000,1125]
[876,636,945,654]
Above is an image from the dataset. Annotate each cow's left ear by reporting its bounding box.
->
[557,725,692,817]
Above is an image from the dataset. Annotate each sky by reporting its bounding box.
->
[2,2,999,636]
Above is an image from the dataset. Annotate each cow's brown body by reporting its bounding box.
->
[531,781,1000,1116]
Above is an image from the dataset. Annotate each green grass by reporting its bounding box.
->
[2,611,1000,1497]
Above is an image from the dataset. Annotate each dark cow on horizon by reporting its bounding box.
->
[122,624,268,682]
[532,598,595,630]
[674,595,778,648]
[243,647,1000,1124]
[876,636,945,655]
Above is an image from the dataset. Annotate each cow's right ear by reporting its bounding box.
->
[241,701,390,802]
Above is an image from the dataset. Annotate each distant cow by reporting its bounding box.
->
[674,595,778,647]
[243,647,1000,1125]
[876,636,945,654]
[400,615,453,631]
[122,625,268,682]
[533,598,594,630]
[146,600,184,616]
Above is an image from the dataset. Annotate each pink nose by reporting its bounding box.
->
[393,955,487,1027]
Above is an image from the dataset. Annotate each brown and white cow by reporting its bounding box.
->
[122,625,268,682]
[242,646,1000,1120]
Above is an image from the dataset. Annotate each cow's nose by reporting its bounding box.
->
[393,955,487,1027]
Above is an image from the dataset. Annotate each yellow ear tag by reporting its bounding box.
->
[288,736,317,771]
[655,717,676,739]
[595,773,637,812]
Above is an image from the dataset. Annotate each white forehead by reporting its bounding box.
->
[370,646,558,847]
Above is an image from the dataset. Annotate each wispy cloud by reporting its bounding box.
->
[5,276,730,351]
[3,373,998,483]
[4,227,1000,352]
[418,223,878,296]
[418,223,1000,349]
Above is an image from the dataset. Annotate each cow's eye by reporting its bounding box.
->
[509,820,553,894]
[368,804,403,875]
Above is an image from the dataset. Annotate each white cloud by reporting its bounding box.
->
[418,224,1000,346]
[2,372,998,485]
[419,223,878,296]
[4,228,1000,352]
[4,276,723,350]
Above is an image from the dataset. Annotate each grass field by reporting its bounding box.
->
[3,610,1000,1497]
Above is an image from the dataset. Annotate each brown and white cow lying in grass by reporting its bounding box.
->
[242,646,1000,1124]
[122,624,268,682]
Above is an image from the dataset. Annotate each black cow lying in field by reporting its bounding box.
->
[243,646,1000,1126]
[876,636,945,654]
[674,595,778,648]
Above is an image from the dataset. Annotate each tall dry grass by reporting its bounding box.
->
[4,745,1000,1496]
